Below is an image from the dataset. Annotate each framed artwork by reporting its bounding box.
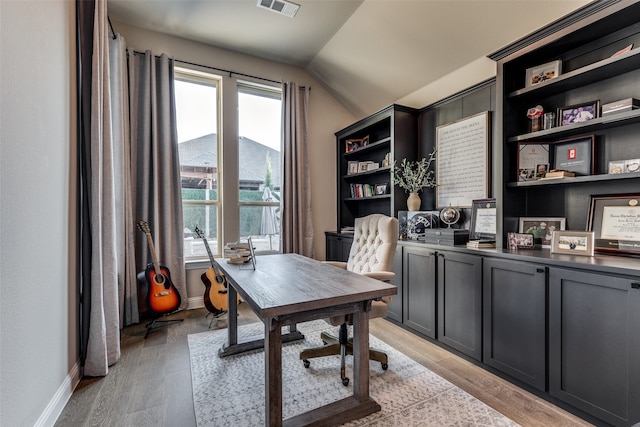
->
[550,231,594,256]
[398,210,439,240]
[552,135,595,176]
[436,111,490,208]
[469,198,496,241]
[525,60,562,87]
[588,194,640,255]
[558,101,600,126]
[519,217,566,248]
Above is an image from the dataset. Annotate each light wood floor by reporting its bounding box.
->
[55,305,594,427]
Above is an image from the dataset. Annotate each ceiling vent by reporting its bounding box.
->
[257,0,300,18]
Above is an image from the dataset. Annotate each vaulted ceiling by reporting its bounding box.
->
[108,0,591,118]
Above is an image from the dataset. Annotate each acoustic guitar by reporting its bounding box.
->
[194,225,240,315]
[136,220,181,315]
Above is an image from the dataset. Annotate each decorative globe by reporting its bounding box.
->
[440,207,461,228]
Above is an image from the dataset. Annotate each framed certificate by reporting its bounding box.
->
[469,198,496,241]
[588,194,640,254]
[552,135,595,175]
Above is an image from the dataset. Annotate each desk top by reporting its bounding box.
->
[216,253,397,319]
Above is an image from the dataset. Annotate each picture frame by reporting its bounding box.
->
[517,143,549,181]
[398,210,440,240]
[507,232,534,250]
[552,135,596,176]
[587,194,640,255]
[608,160,625,174]
[550,230,594,256]
[374,183,388,195]
[436,111,490,208]
[558,100,600,126]
[525,60,562,87]
[469,198,496,241]
[358,162,370,173]
[519,217,566,248]
[535,163,549,179]
[347,161,359,175]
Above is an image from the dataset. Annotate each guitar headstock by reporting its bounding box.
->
[194,225,205,239]
[137,220,151,235]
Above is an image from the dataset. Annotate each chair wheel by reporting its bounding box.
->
[342,377,350,386]
[303,359,310,368]
[381,363,388,370]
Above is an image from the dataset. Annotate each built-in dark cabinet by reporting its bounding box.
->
[335,105,417,232]
[325,232,353,262]
[386,245,403,323]
[437,251,482,361]
[402,245,437,338]
[549,267,640,426]
[483,258,547,391]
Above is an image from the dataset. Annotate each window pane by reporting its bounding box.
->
[238,84,282,253]
[183,204,218,258]
[174,70,221,258]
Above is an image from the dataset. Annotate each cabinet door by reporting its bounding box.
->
[402,246,436,338]
[549,268,640,426]
[325,234,353,262]
[437,251,482,361]
[386,245,403,322]
[483,258,546,391]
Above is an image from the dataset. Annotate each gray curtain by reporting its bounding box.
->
[281,82,314,257]
[83,0,122,377]
[128,50,187,313]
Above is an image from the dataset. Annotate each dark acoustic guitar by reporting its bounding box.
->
[194,225,240,316]
[136,220,181,316]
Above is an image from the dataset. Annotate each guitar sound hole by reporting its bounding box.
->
[155,274,165,285]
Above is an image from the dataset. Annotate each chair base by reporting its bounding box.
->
[300,325,388,386]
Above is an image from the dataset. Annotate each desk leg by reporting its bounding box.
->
[352,301,370,401]
[265,318,283,426]
[227,285,238,347]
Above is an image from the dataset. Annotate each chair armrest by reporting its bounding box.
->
[322,261,348,269]
[362,271,395,282]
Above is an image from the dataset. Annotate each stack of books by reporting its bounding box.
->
[224,241,251,258]
[340,226,355,234]
[466,240,496,249]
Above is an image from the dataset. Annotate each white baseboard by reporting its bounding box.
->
[35,361,80,427]
[187,296,205,310]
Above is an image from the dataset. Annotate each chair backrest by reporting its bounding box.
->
[346,214,398,274]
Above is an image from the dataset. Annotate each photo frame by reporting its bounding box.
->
[552,135,596,176]
[535,163,549,179]
[525,60,561,87]
[558,100,600,126]
[519,217,566,248]
[517,143,549,181]
[374,183,388,195]
[587,194,640,255]
[347,161,359,175]
[507,232,534,250]
[469,198,496,241]
[551,231,594,256]
[345,136,367,153]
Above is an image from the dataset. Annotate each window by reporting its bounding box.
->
[237,83,282,253]
[174,68,221,259]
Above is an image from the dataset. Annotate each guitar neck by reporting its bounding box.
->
[145,232,162,275]
[202,236,219,273]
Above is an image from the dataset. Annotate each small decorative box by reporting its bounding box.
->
[601,98,640,115]
[423,229,469,246]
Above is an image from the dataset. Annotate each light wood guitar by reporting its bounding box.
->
[194,226,240,315]
[136,220,181,315]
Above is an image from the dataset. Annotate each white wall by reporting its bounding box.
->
[0,1,78,426]
[114,21,355,263]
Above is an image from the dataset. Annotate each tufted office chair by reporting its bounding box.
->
[300,213,398,386]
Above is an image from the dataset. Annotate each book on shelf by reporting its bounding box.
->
[542,170,576,179]
[466,240,496,249]
[340,226,355,234]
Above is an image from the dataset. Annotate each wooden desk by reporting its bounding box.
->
[215,253,397,427]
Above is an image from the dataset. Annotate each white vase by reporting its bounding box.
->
[407,192,421,211]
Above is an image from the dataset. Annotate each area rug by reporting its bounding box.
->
[188,320,520,426]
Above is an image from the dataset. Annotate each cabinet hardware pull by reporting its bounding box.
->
[536,268,545,273]
[632,282,640,289]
